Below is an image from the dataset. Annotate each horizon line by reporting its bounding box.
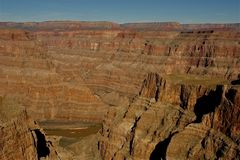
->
[1,20,240,25]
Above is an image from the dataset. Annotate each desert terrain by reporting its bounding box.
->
[0,21,239,159]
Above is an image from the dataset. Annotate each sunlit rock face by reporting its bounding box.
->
[0,96,58,160]
[0,29,108,122]
[99,73,240,160]
[0,23,239,122]
[0,22,239,159]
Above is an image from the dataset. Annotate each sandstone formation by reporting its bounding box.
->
[0,96,58,160]
[29,26,240,111]
[0,21,239,159]
[0,29,108,122]
[1,24,239,112]
[99,73,240,159]
[167,124,239,160]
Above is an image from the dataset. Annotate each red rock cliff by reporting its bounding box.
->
[99,73,240,159]
[0,96,58,160]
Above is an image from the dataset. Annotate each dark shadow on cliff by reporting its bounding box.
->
[231,74,240,85]
[194,85,223,123]
[150,134,174,160]
[34,129,50,159]
[225,88,237,103]
[231,79,240,85]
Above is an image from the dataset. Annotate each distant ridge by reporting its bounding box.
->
[0,21,120,31]
[120,22,182,31]
[182,23,240,30]
[0,21,239,31]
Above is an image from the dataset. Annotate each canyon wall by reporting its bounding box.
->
[0,23,239,122]
[0,96,58,160]
[0,22,239,159]
[0,24,239,121]
[36,28,240,108]
[99,73,240,159]
[0,29,108,122]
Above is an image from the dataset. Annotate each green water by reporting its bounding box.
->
[39,120,102,147]
[44,125,102,138]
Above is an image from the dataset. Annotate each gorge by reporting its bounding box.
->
[0,21,239,159]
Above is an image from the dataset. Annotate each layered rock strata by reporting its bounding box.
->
[0,29,108,122]
[0,21,239,159]
[37,29,240,103]
[0,96,58,160]
[0,25,239,122]
[99,73,240,159]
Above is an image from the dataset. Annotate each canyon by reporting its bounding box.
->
[0,21,239,159]
[0,96,58,159]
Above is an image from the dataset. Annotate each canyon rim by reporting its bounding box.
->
[0,0,240,160]
[0,21,239,160]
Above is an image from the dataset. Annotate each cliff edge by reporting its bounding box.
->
[99,73,240,159]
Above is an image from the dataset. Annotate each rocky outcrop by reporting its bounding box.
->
[167,124,239,160]
[0,96,58,160]
[139,73,161,100]
[1,26,239,122]
[99,73,240,159]
[0,22,239,159]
